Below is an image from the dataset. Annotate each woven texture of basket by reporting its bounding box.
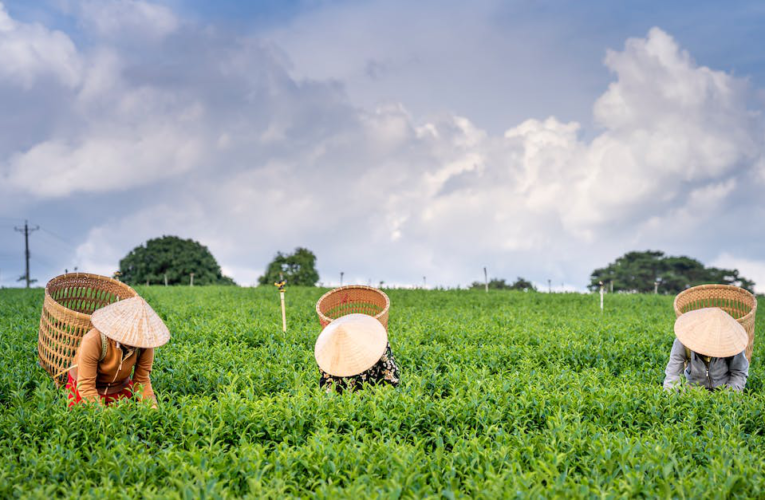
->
[38,273,137,386]
[316,285,390,330]
[674,284,758,361]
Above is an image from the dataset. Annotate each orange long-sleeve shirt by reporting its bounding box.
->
[71,329,156,403]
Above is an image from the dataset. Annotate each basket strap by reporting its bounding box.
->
[53,364,77,379]
[51,333,109,380]
[51,333,108,380]
[100,332,108,362]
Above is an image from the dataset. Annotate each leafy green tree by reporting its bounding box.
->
[589,250,755,294]
[471,277,537,291]
[258,247,319,286]
[119,236,236,286]
[509,277,537,291]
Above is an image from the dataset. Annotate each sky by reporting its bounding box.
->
[1,0,765,290]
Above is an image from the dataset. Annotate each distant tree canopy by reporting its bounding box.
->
[258,247,319,286]
[589,250,755,294]
[119,236,236,286]
[471,277,537,292]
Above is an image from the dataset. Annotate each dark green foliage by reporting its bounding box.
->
[119,235,236,286]
[258,247,319,286]
[3,287,765,496]
[471,277,537,291]
[590,250,755,294]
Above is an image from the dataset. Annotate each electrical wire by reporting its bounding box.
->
[39,227,78,250]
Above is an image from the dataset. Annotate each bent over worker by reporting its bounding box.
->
[664,307,749,392]
[315,313,400,393]
[66,296,170,406]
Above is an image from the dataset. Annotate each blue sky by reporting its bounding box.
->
[1,0,765,290]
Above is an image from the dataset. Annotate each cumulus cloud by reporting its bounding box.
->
[711,253,765,294]
[76,0,178,41]
[0,2,81,88]
[572,28,760,229]
[0,2,763,289]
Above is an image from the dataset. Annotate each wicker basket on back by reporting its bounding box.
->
[316,285,390,330]
[674,284,758,360]
[38,273,137,386]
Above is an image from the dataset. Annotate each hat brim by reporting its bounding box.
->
[91,296,171,348]
[315,314,388,377]
[674,307,748,358]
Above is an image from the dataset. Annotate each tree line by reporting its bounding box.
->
[117,237,318,287]
[116,237,755,293]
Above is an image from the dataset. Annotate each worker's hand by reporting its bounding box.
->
[663,381,684,394]
[137,395,158,409]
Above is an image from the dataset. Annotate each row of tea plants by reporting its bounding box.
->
[1,286,764,497]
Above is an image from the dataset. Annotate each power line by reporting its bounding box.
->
[39,227,77,250]
[14,220,39,288]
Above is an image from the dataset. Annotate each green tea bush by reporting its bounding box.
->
[1,287,764,498]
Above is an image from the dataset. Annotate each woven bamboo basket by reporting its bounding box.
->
[316,285,390,330]
[674,284,758,361]
[38,273,137,386]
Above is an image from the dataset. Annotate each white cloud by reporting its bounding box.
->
[711,253,765,294]
[264,0,603,135]
[76,0,178,41]
[566,27,760,231]
[5,125,205,197]
[0,2,82,88]
[1,2,763,289]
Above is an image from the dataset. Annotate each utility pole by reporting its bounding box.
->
[340,271,344,286]
[423,276,426,288]
[548,279,552,293]
[14,220,39,288]
[484,267,488,293]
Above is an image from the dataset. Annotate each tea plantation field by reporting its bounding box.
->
[2,287,765,498]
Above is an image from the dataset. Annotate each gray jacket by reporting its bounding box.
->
[663,338,749,391]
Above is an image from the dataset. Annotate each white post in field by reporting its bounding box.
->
[484,267,488,293]
[190,273,194,287]
[599,281,604,312]
[276,272,287,333]
[280,291,286,332]
[164,273,168,286]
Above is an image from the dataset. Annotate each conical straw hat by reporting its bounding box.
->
[314,314,388,377]
[674,307,747,358]
[91,296,171,348]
